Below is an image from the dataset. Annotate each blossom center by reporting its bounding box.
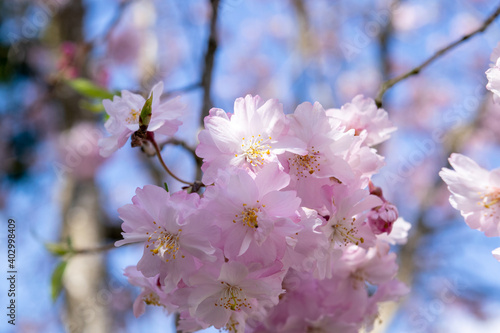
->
[233,203,263,229]
[146,224,183,262]
[236,135,271,167]
[215,281,251,311]
[351,269,366,282]
[289,146,321,179]
[481,188,500,210]
[349,269,371,289]
[225,316,241,332]
[126,109,140,124]
[143,292,162,307]
[330,217,364,246]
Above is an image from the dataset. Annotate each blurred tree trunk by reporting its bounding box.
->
[61,179,111,333]
[54,1,111,332]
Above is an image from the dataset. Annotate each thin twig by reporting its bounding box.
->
[150,136,193,185]
[164,82,202,97]
[72,242,118,255]
[199,0,220,126]
[375,3,500,107]
[163,137,203,168]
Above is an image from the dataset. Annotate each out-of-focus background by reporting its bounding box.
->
[1,0,500,332]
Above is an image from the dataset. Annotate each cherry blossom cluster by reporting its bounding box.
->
[440,154,500,262]
[99,85,410,332]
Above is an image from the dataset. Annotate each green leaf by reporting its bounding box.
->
[45,242,70,256]
[66,236,74,251]
[67,78,115,100]
[164,182,169,192]
[79,100,105,113]
[51,260,68,302]
[140,93,153,127]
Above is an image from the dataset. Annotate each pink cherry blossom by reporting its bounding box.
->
[363,279,410,331]
[486,57,500,104]
[366,183,399,235]
[56,122,105,180]
[110,92,405,332]
[439,153,500,237]
[106,24,143,65]
[319,184,383,248]
[254,257,406,333]
[124,266,175,317]
[490,42,500,63]
[196,94,306,183]
[367,201,399,235]
[99,82,184,157]
[249,269,324,333]
[487,42,500,103]
[282,207,330,274]
[279,101,355,208]
[175,310,210,333]
[312,184,382,279]
[343,132,386,187]
[493,248,500,262]
[341,241,399,287]
[316,242,405,326]
[305,315,358,333]
[116,185,220,291]
[203,163,301,264]
[182,261,284,330]
[326,95,396,147]
[376,217,412,245]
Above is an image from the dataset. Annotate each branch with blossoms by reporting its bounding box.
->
[95,76,413,331]
[13,0,500,330]
[439,43,500,263]
[375,2,500,107]
[49,2,500,332]
[92,34,500,331]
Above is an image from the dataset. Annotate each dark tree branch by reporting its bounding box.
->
[378,0,400,81]
[199,0,220,126]
[375,3,500,107]
[163,137,203,168]
[164,82,202,97]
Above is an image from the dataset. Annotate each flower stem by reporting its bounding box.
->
[149,133,193,186]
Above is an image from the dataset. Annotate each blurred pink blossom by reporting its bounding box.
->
[56,122,105,180]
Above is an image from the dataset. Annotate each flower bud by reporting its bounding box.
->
[367,201,399,235]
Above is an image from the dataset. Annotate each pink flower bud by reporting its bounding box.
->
[367,201,399,235]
